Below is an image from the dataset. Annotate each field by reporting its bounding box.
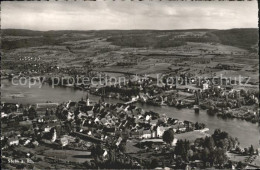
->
[43,149,92,163]
[227,152,249,162]
[227,153,260,168]
[2,29,258,90]
[175,131,209,142]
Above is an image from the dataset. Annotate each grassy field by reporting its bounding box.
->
[175,131,209,142]
[227,152,249,162]
[227,152,260,167]
[43,149,92,163]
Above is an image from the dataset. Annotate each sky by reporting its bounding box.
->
[1,1,258,31]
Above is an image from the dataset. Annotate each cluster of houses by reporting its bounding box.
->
[2,74,259,167]
[52,96,204,140]
[1,94,209,167]
[89,72,259,122]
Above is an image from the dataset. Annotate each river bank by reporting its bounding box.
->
[1,79,259,148]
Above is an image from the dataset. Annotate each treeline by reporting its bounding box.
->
[2,37,58,50]
[211,28,258,50]
[1,29,95,37]
[175,33,220,43]
[2,29,44,36]
[3,28,258,50]
[2,36,95,50]
[107,35,186,48]
[98,86,140,97]
[1,29,95,50]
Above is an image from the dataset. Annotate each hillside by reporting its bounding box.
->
[211,28,258,50]
[1,28,258,50]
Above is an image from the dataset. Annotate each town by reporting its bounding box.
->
[2,94,260,169]
[1,4,259,168]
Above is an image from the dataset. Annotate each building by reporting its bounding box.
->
[157,126,167,138]
[141,130,154,139]
[203,83,209,90]
[7,137,19,146]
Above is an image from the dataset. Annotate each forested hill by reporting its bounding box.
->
[211,28,258,50]
[1,28,258,51]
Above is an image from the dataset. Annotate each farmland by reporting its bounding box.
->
[2,29,259,86]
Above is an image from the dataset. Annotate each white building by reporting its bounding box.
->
[203,83,209,90]
[8,138,19,146]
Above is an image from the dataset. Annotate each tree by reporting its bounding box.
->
[244,148,248,155]
[212,129,221,140]
[91,144,104,162]
[118,141,126,153]
[204,136,215,151]
[219,138,229,151]
[175,156,184,168]
[213,148,227,167]
[202,147,210,163]
[162,129,174,145]
[187,149,194,161]
[212,129,230,148]
[28,107,37,120]
[195,122,206,130]
[64,121,72,133]
[236,161,244,169]
[23,109,28,116]
[194,138,204,147]
[83,161,92,168]
[175,139,190,161]
[74,108,80,118]
[19,104,24,109]
[45,109,50,117]
[249,145,254,155]
[150,158,159,169]
[175,140,184,156]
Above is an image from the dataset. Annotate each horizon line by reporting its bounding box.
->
[2,27,259,32]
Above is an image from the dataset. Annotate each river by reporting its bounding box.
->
[1,79,259,148]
